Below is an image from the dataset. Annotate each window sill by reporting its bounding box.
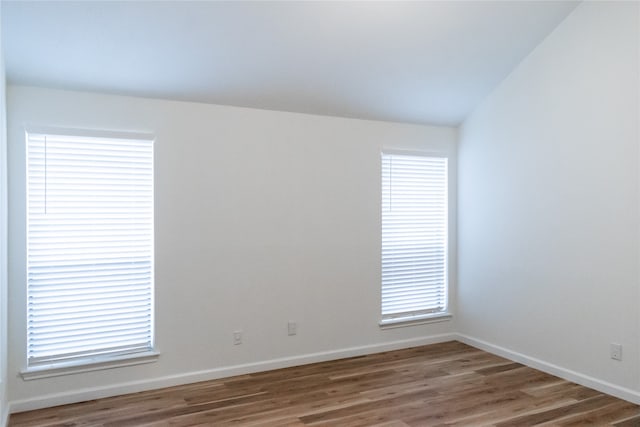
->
[21,351,160,381]
[379,312,452,329]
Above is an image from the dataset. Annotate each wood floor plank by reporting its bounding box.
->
[494,394,622,426]
[612,414,640,426]
[9,341,640,426]
[543,401,640,426]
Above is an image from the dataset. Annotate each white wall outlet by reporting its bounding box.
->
[233,330,243,345]
[288,321,297,336]
[610,343,622,361]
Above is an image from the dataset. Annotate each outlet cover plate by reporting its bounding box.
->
[611,343,622,361]
[288,321,297,336]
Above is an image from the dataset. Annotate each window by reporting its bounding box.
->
[381,152,449,325]
[25,129,155,375]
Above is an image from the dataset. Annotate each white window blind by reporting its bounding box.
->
[26,130,154,368]
[381,153,448,323]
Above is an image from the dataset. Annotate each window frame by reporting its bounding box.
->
[21,126,158,380]
[379,149,452,328]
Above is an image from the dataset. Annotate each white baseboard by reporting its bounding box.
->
[456,333,640,405]
[9,333,456,413]
[13,333,638,414]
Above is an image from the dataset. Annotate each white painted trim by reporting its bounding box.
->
[379,312,452,329]
[24,125,154,142]
[380,147,452,159]
[1,404,7,427]
[21,351,160,380]
[9,333,455,413]
[456,333,640,405]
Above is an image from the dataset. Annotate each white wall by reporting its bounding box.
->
[0,1,9,424]
[458,0,640,398]
[7,86,457,410]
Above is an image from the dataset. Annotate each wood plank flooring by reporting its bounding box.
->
[9,341,640,426]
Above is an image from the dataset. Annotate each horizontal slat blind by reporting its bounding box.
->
[381,153,448,321]
[27,131,154,367]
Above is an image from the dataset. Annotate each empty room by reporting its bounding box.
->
[0,0,639,425]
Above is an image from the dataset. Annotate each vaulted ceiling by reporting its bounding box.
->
[3,1,578,125]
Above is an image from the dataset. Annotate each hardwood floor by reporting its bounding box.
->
[9,341,640,426]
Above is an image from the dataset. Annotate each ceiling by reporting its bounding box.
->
[3,1,579,126]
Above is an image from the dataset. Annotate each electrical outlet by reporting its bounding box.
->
[610,343,622,361]
[233,330,243,345]
[288,321,297,336]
